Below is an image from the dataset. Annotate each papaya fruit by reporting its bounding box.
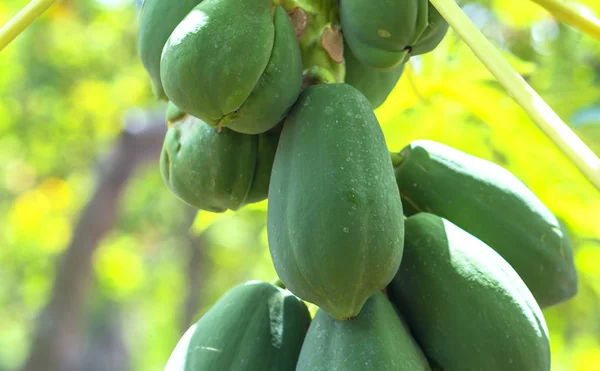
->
[160,1,302,134]
[341,0,449,70]
[164,281,310,371]
[296,292,431,371]
[388,213,551,371]
[344,42,404,109]
[267,83,404,320]
[392,140,577,308]
[166,101,186,125]
[160,114,278,212]
[137,0,203,99]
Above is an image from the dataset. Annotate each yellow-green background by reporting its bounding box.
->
[0,0,599,370]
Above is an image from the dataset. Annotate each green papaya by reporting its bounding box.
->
[341,0,449,70]
[268,83,404,320]
[392,140,577,308]
[137,0,203,99]
[296,292,431,371]
[388,213,551,371]
[164,281,311,371]
[160,1,303,134]
[166,101,186,124]
[160,114,278,212]
[344,42,404,109]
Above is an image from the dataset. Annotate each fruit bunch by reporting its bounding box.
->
[137,1,578,370]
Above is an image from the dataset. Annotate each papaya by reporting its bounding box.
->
[137,0,203,99]
[344,42,404,109]
[296,292,431,371]
[160,114,278,212]
[160,1,303,134]
[166,101,186,125]
[341,0,449,70]
[392,140,577,308]
[267,83,404,320]
[164,281,311,371]
[388,213,551,371]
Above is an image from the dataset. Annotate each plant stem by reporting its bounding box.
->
[531,0,600,40]
[430,0,600,191]
[0,0,57,52]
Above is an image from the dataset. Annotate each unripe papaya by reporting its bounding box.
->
[160,114,278,212]
[296,292,431,371]
[137,0,203,99]
[344,42,404,109]
[160,1,302,134]
[268,83,404,320]
[164,281,310,371]
[389,213,551,371]
[341,0,448,70]
[392,140,577,308]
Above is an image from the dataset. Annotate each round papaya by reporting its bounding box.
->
[344,42,404,109]
[392,140,577,308]
[296,292,431,371]
[388,213,551,371]
[341,0,448,70]
[267,83,404,320]
[165,281,311,371]
[160,1,302,134]
[137,0,203,99]
[160,113,278,212]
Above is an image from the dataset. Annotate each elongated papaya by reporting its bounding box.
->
[137,0,202,99]
[164,281,310,371]
[341,0,448,70]
[160,1,302,134]
[160,114,278,212]
[296,292,430,371]
[268,83,404,320]
[392,140,577,308]
[388,213,551,371]
[344,42,404,109]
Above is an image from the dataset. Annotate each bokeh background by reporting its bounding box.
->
[1,0,599,370]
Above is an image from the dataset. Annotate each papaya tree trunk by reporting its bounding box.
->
[21,113,166,371]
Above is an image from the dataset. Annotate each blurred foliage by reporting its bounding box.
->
[0,0,599,370]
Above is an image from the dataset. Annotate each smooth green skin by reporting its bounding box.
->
[296,292,431,371]
[344,42,404,109]
[166,101,186,123]
[393,140,577,308]
[137,0,202,99]
[341,0,448,70]
[267,83,404,320]
[164,281,311,371]
[219,6,303,134]
[160,115,257,212]
[389,213,551,371]
[160,1,302,134]
[245,130,280,204]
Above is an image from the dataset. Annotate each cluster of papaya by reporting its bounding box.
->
[136,0,578,370]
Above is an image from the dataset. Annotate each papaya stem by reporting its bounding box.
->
[0,0,57,53]
[430,0,600,191]
[530,0,600,40]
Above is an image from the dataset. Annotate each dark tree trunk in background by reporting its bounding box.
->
[182,208,208,331]
[22,113,166,371]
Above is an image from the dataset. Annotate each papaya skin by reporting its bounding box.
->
[393,140,577,308]
[164,281,311,371]
[343,42,404,109]
[296,292,431,371]
[267,83,404,321]
[160,1,302,134]
[389,213,551,371]
[160,115,257,212]
[137,0,203,100]
[340,0,448,70]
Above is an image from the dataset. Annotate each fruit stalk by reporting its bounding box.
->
[430,0,600,191]
[531,0,600,40]
[0,0,57,52]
